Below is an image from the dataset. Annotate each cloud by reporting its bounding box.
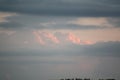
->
[0,12,24,29]
[33,31,60,44]
[0,21,23,29]
[40,22,56,27]
[42,32,60,44]
[0,38,120,57]
[99,0,120,5]
[67,41,120,57]
[67,32,81,44]
[82,40,93,45]
[33,31,45,45]
[35,17,120,30]
[0,0,120,17]
[33,31,93,45]
[38,22,108,30]
[107,18,120,27]
[0,29,16,35]
[23,41,29,44]
[67,18,112,27]
[0,56,73,64]
[66,32,93,45]
[5,73,11,80]
[0,12,17,23]
[0,14,120,30]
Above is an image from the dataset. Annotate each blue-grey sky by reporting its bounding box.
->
[0,0,120,80]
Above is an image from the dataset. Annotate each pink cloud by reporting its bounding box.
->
[67,32,81,44]
[33,31,45,45]
[67,32,94,45]
[33,30,94,45]
[82,40,94,45]
[43,32,60,44]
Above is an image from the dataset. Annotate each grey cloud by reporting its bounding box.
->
[0,21,23,29]
[93,41,120,56]
[99,0,120,5]
[107,18,120,27]
[0,41,120,57]
[0,20,115,30]
[0,40,120,80]
[0,0,120,17]
[0,14,120,30]
[38,24,108,30]
[67,41,120,57]
[0,15,108,29]
[0,58,72,65]
[0,63,60,80]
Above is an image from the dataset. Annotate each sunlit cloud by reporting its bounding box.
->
[0,12,17,23]
[67,32,81,44]
[40,22,56,27]
[33,31,45,45]
[42,32,60,44]
[67,32,94,45]
[82,40,94,45]
[33,30,94,45]
[68,17,113,27]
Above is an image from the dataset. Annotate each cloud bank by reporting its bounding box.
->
[0,41,120,57]
[0,0,120,17]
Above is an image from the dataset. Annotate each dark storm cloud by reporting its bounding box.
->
[0,0,120,17]
[0,41,120,57]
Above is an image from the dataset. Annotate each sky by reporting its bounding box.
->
[0,0,120,80]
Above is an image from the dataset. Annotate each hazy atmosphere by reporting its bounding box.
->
[0,0,120,80]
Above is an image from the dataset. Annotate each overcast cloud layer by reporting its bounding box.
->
[0,0,120,16]
[0,13,120,30]
[0,41,120,57]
